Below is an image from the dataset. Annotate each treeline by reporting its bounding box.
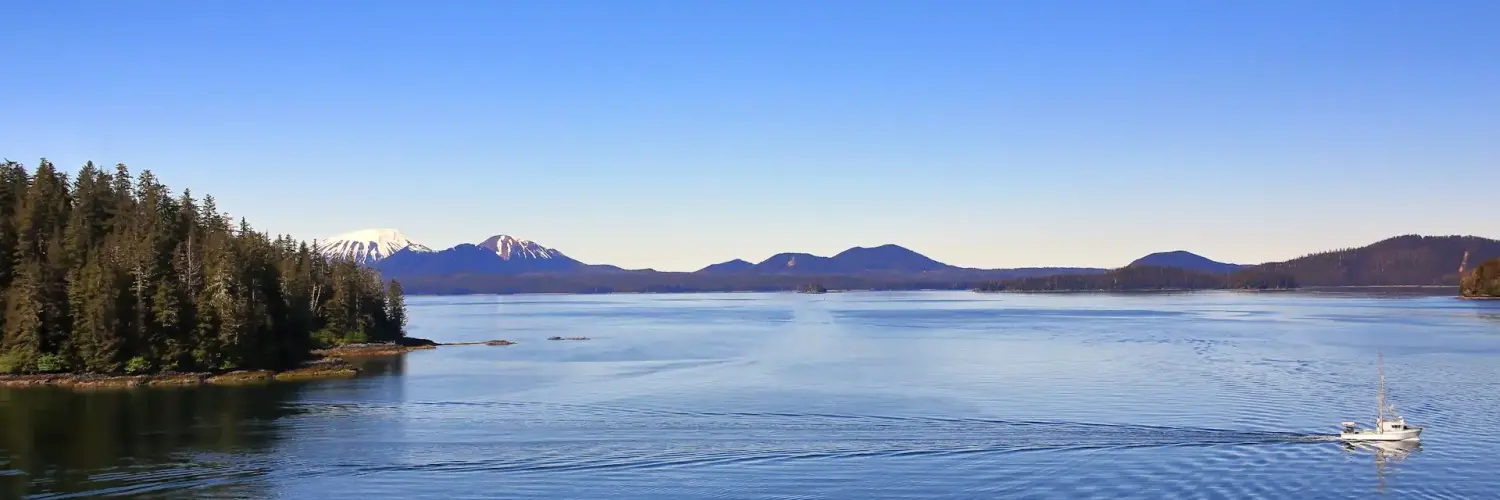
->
[393,272,988,295]
[1461,258,1500,298]
[973,266,1299,292]
[0,160,406,375]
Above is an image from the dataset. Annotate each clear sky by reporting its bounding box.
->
[3,1,1496,272]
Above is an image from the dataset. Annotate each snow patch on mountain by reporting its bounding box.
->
[315,228,432,264]
[478,234,567,260]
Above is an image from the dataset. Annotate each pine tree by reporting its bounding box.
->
[38,165,73,362]
[64,162,116,368]
[3,160,72,371]
[0,161,29,344]
[0,161,30,296]
[386,280,407,340]
[70,257,126,372]
[169,189,202,369]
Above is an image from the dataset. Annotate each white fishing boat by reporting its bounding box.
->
[1339,352,1421,442]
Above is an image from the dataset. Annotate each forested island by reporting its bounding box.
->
[973,266,1299,292]
[0,160,406,379]
[1461,258,1500,298]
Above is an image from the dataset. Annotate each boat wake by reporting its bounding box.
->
[316,400,1341,475]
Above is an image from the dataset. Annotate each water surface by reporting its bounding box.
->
[5,291,1499,499]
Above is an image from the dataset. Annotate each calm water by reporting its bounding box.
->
[4,291,1499,499]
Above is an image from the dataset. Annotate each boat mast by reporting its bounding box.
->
[1377,351,1386,425]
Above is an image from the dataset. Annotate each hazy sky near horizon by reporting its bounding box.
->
[3,1,1497,271]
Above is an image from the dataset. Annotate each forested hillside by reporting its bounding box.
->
[1252,235,1500,286]
[0,160,405,375]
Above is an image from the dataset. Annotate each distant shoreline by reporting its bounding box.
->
[1301,285,1457,289]
[973,288,1300,295]
[403,286,1468,298]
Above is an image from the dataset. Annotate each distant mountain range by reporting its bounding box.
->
[317,230,1106,279]
[699,244,953,275]
[315,229,1500,295]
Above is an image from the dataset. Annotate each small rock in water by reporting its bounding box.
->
[547,336,591,341]
[396,337,439,347]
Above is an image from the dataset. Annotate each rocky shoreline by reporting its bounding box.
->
[0,358,361,389]
[0,336,520,389]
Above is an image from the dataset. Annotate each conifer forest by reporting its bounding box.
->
[0,159,405,375]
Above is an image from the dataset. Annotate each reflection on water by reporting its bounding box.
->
[0,383,311,498]
[1,291,1497,499]
[345,354,406,377]
[1343,440,1423,493]
[1342,439,1422,460]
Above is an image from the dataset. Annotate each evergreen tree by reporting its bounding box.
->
[386,280,407,340]
[63,162,119,369]
[70,257,126,372]
[0,162,28,350]
[0,161,30,304]
[3,160,72,371]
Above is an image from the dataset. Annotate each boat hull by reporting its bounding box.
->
[1339,428,1421,442]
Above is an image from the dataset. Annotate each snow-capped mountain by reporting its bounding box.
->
[478,234,569,261]
[315,228,432,264]
[376,234,586,278]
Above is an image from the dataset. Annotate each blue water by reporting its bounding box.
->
[6,291,1500,499]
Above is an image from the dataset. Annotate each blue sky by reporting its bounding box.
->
[3,1,1497,271]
